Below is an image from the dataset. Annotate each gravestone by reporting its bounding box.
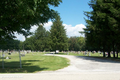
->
[88,51,91,56]
[2,54,5,57]
[67,52,69,55]
[21,54,25,57]
[6,56,9,59]
[98,51,102,56]
[56,50,59,54]
[85,50,88,56]
[78,51,80,54]
[105,52,108,57]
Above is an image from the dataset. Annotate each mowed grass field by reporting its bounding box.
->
[0,52,69,73]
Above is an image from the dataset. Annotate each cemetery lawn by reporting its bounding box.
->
[0,52,69,73]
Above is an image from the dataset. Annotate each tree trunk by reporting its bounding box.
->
[103,51,105,57]
[116,51,118,58]
[103,45,105,57]
[113,51,115,58]
[107,51,111,58]
[113,44,115,58]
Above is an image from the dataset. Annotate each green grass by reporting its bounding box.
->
[0,52,69,73]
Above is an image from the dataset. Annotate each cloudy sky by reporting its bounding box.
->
[15,0,92,41]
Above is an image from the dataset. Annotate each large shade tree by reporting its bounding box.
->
[0,0,62,43]
[0,39,20,50]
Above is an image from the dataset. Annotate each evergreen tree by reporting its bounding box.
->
[84,0,120,58]
[24,24,51,51]
[50,15,68,52]
[34,25,51,51]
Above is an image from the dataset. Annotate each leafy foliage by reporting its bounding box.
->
[68,36,86,51]
[0,0,62,42]
[0,39,20,50]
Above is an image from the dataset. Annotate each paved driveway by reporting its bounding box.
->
[1,54,120,80]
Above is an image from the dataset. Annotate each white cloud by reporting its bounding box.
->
[44,21,53,31]
[30,25,38,32]
[63,24,86,37]
[15,21,86,41]
[15,33,25,41]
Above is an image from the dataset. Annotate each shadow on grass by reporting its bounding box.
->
[75,56,120,63]
[0,60,48,73]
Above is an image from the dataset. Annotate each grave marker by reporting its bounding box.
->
[6,57,9,59]
[88,51,91,56]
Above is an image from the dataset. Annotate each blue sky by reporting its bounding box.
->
[16,0,92,41]
[50,0,92,26]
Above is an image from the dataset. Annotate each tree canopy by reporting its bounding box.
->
[50,15,68,52]
[0,0,62,43]
[0,39,20,50]
[68,36,86,51]
[23,24,51,51]
[84,0,120,58]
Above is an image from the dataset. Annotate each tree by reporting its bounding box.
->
[84,0,120,58]
[0,0,62,42]
[68,36,86,51]
[0,39,20,50]
[50,15,68,52]
[77,37,86,51]
[68,37,80,51]
[23,24,51,51]
[23,36,36,51]
[34,25,51,51]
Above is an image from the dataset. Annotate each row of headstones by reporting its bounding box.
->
[0,54,11,59]
[0,50,53,59]
[0,50,28,59]
[62,51,117,54]
[62,51,104,56]
[63,51,119,56]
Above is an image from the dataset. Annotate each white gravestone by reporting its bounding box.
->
[2,54,5,57]
[6,56,9,59]
[89,51,91,56]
